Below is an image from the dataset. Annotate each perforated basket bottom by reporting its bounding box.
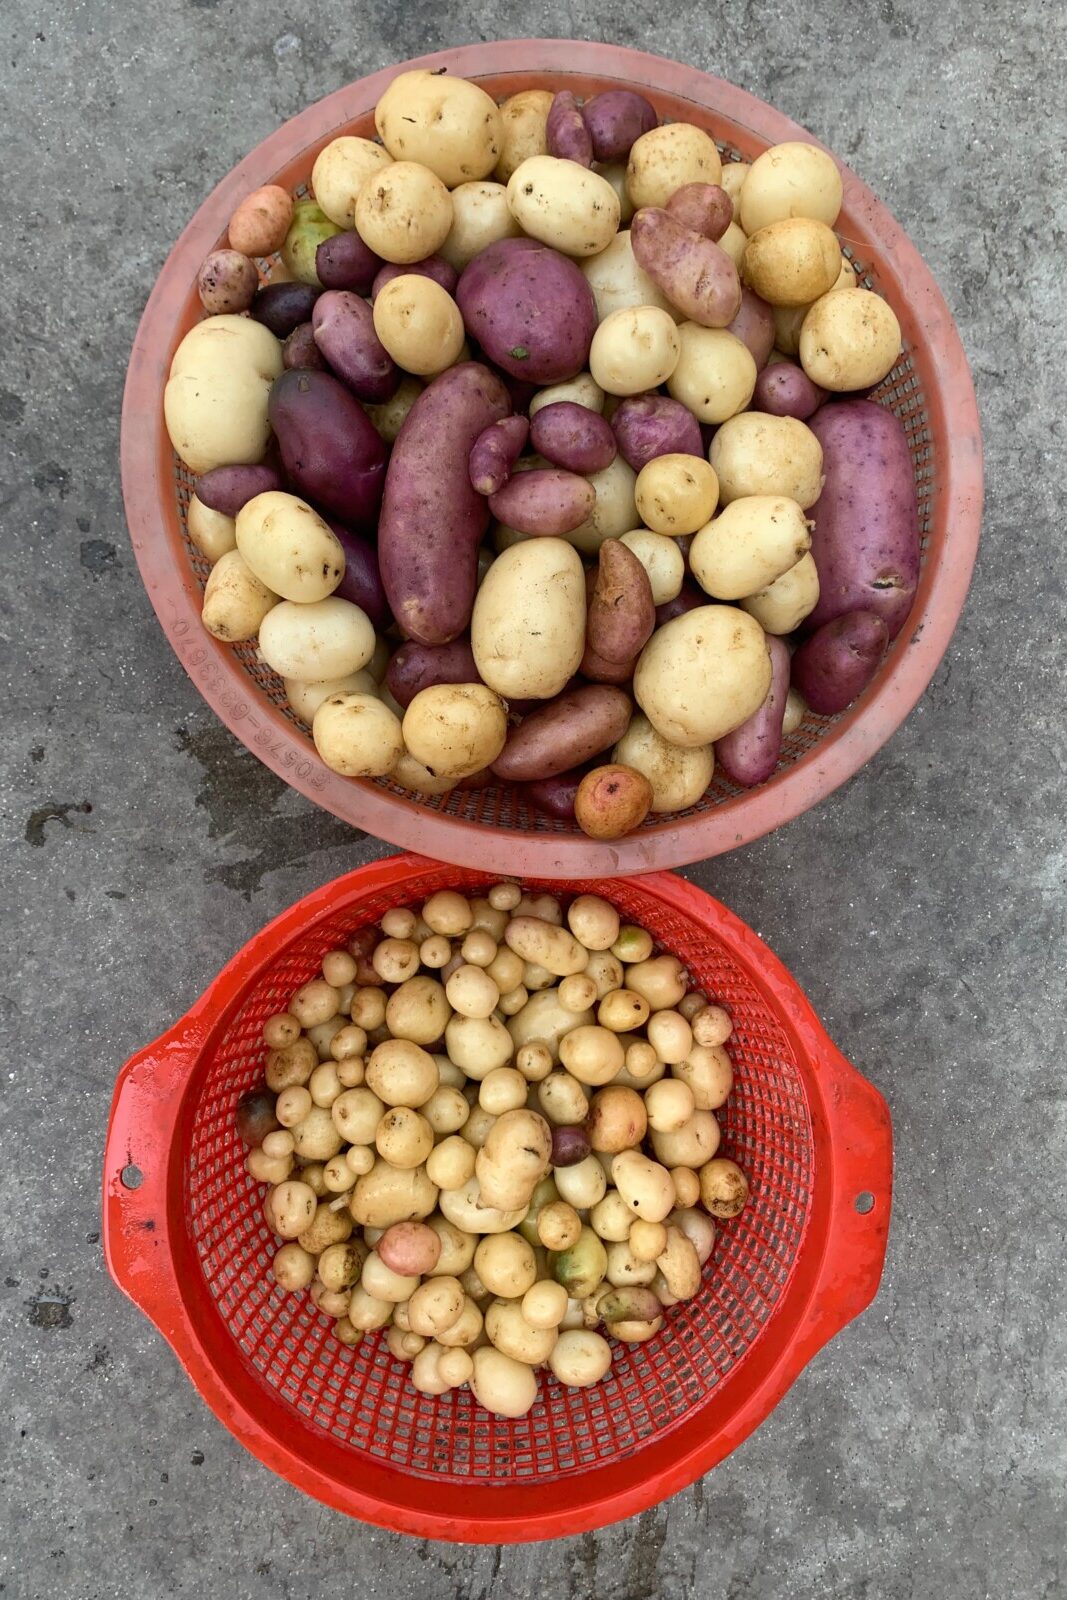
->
[187,866,814,1483]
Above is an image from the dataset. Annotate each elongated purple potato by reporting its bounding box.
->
[457,238,598,384]
[582,89,658,161]
[806,400,920,638]
[791,610,889,714]
[195,463,283,517]
[755,360,825,419]
[312,290,398,403]
[316,230,382,294]
[631,208,741,328]
[665,183,733,242]
[324,519,390,628]
[612,394,703,471]
[282,321,327,371]
[715,636,790,786]
[530,402,616,473]
[378,362,511,644]
[250,280,320,337]
[488,468,595,536]
[371,255,459,299]
[386,639,481,708]
[546,91,592,166]
[268,369,387,529]
[726,287,776,369]
[493,686,632,781]
[469,415,529,496]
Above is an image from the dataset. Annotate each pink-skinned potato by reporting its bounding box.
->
[586,539,655,665]
[525,766,591,821]
[665,183,732,241]
[611,394,703,471]
[377,362,511,644]
[581,90,657,162]
[456,237,598,383]
[488,468,595,536]
[715,635,790,786]
[268,368,387,529]
[579,642,636,684]
[755,359,825,419]
[529,402,616,474]
[195,463,283,517]
[469,415,529,496]
[386,638,481,708]
[630,208,741,328]
[546,91,592,166]
[311,290,399,403]
[492,685,632,781]
[726,287,776,369]
[790,609,889,714]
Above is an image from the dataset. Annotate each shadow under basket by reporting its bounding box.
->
[104,854,891,1541]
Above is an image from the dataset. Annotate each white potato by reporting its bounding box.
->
[627,124,722,209]
[690,496,812,600]
[284,672,377,725]
[717,221,748,269]
[634,455,719,537]
[564,455,638,556]
[742,217,842,306]
[666,324,757,424]
[201,550,277,642]
[371,276,465,378]
[619,529,685,605]
[186,496,236,564]
[390,751,460,797]
[235,491,344,602]
[311,136,393,227]
[719,161,750,221]
[549,1328,612,1387]
[494,89,554,183]
[507,156,620,257]
[258,596,375,680]
[376,71,502,185]
[528,372,605,417]
[470,1347,538,1417]
[741,551,821,633]
[740,142,843,234]
[402,684,507,777]
[590,306,681,396]
[772,254,857,355]
[363,376,423,444]
[472,538,586,697]
[709,413,824,508]
[580,230,676,322]
[312,692,403,778]
[355,163,453,264]
[613,715,714,812]
[782,686,808,735]
[597,160,636,225]
[440,181,521,270]
[164,316,282,474]
[634,604,772,746]
[799,288,902,390]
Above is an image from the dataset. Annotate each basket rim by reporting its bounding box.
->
[103,854,892,1539]
[120,39,982,876]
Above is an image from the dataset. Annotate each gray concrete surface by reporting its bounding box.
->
[2,1,1064,1595]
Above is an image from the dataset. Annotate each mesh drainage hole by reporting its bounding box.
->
[121,1164,144,1190]
[854,1191,875,1214]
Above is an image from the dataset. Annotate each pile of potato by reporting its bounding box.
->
[236,884,750,1419]
[168,70,920,838]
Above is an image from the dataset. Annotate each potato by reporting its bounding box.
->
[635,455,719,536]
[627,124,722,209]
[634,604,772,747]
[613,714,714,812]
[471,1347,538,1417]
[719,161,750,221]
[186,496,237,564]
[311,692,403,778]
[439,1174,529,1236]
[200,550,277,642]
[312,136,393,228]
[629,208,740,329]
[400,683,507,778]
[665,182,733,242]
[445,1014,513,1081]
[365,274,464,380]
[666,324,757,424]
[691,494,812,600]
[504,917,589,977]
[649,1109,721,1168]
[791,608,889,714]
[471,538,585,698]
[365,1038,439,1108]
[588,304,681,397]
[375,70,502,186]
[233,490,344,603]
[575,765,654,840]
[197,249,258,316]
[485,1297,558,1365]
[619,529,685,605]
[529,372,605,417]
[655,1225,702,1300]
[507,156,620,257]
[364,376,424,445]
[742,218,842,306]
[564,455,639,556]
[281,199,343,286]
[586,1085,647,1153]
[349,1158,438,1227]
[440,179,522,270]
[741,550,820,633]
[799,288,902,391]
[580,230,677,322]
[673,1043,733,1109]
[493,88,554,182]
[740,142,843,234]
[355,163,453,265]
[258,597,375,680]
[611,1149,675,1222]
[717,222,747,268]
[489,470,596,537]
[507,988,594,1063]
[284,671,377,726]
[557,1025,625,1087]
[597,161,635,226]
[164,315,282,475]
[709,413,824,508]
[228,184,294,257]
[476,1109,552,1209]
[699,1157,750,1218]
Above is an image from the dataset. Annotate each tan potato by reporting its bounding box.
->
[471,1346,538,1417]
[649,1109,721,1168]
[627,124,722,209]
[666,324,757,424]
[585,1085,648,1153]
[375,71,503,186]
[563,456,639,556]
[201,550,277,642]
[371,276,465,378]
[634,604,772,747]
[297,1200,353,1254]
[438,1174,529,1236]
[709,413,824,509]
[375,1106,434,1169]
[537,1072,590,1127]
[494,89,554,182]
[164,316,282,474]
[365,1038,439,1107]
[384,976,451,1046]
[741,550,820,633]
[390,751,461,797]
[673,1043,734,1110]
[611,1149,675,1222]
[655,1225,702,1299]
[635,455,719,536]
[507,988,594,1063]
[426,1135,476,1191]
[402,683,507,778]
[528,372,605,417]
[187,496,236,564]
[613,714,714,812]
[507,156,620,257]
[440,180,521,270]
[739,142,843,233]
[312,136,393,227]
[717,222,747,269]
[284,671,376,726]
[604,1240,657,1287]
[799,288,903,390]
[580,230,677,323]
[503,917,589,977]
[407,1275,465,1337]
[699,1156,750,1217]
[312,692,403,778]
[691,494,812,600]
[624,954,688,1010]
[349,1158,439,1227]
[485,1297,558,1365]
[228,184,294,256]
[589,305,681,396]
[361,1250,420,1303]
[471,537,586,698]
[742,217,842,306]
[719,161,750,221]
[258,597,375,681]
[476,1109,552,1209]
[618,528,685,605]
[355,163,453,265]
[445,1013,513,1080]
[558,1025,625,1087]
[782,685,808,735]
[474,1231,537,1299]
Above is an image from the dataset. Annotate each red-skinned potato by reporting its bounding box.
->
[755,359,826,418]
[525,767,591,821]
[251,281,321,339]
[580,639,637,684]
[492,686,632,782]
[195,463,283,518]
[198,249,258,315]
[529,403,616,474]
[386,639,480,709]
[611,394,703,472]
[665,183,733,241]
[575,764,654,839]
[585,539,656,665]
[546,91,592,166]
[488,469,596,536]
[469,415,529,496]
[630,208,741,328]
[312,291,399,404]
[790,609,889,714]
[316,230,383,294]
[715,634,790,786]
[655,580,706,628]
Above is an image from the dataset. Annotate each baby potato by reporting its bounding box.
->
[558,1025,625,1087]
[272,1240,316,1290]
[355,162,454,265]
[375,1106,434,1169]
[258,597,375,681]
[269,1179,317,1239]
[312,692,403,778]
[474,1232,537,1299]
[625,954,688,1010]
[613,714,715,813]
[350,1158,439,1228]
[709,412,824,508]
[627,123,722,209]
[485,1297,558,1365]
[371,276,465,378]
[619,529,685,605]
[666,324,757,424]
[673,1043,734,1110]
[504,916,589,978]
[635,455,719,536]
[426,1135,476,1191]
[228,184,294,257]
[312,135,393,228]
[402,683,507,778]
[553,1153,608,1209]
[699,1156,750,1218]
[649,1108,721,1168]
[446,964,501,1020]
[549,1328,612,1387]
[365,1039,439,1108]
[742,217,842,306]
[280,199,342,286]
[445,1013,514,1080]
[741,550,821,634]
[529,371,605,417]
[586,1085,648,1153]
[739,142,843,234]
[589,305,681,396]
[798,288,902,390]
[285,672,377,727]
[332,1086,386,1146]
[440,180,521,270]
[187,496,237,565]
[580,230,677,323]
[611,1149,675,1222]
[564,454,639,557]
[201,550,277,642]
[375,70,503,186]
[471,1347,538,1418]
[690,495,812,601]
[507,156,620,256]
[634,604,772,748]
[235,491,344,603]
[383,976,450,1046]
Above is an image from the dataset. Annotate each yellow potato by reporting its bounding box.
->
[719,161,750,221]
[597,160,636,225]
[739,142,843,234]
[186,496,236,564]
[311,136,393,227]
[782,686,808,735]
[709,413,824,508]
[581,231,678,322]
[355,163,453,265]
[634,456,719,536]
[471,538,586,697]
[235,491,344,602]
[375,70,503,186]
[201,550,277,642]
[742,217,842,306]
[627,124,722,209]
[634,604,772,746]
[371,276,465,378]
[741,551,821,634]
[690,495,812,600]
[528,372,605,417]
[619,530,685,605]
[439,181,521,270]
[799,288,903,390]
[564,456,638,556]
[363,377,424,444]
[312,692,403,778]
[613,714,715,812]
[494,89,554,182]
[666,324,757,424]
[401,683,507,778]
[164,316,282,474]
[717,222,747,268]
[773,255,858,355]
[589,305,681,396]
[507,156,620,257]
[257,597,375,680]
[284,671,377,726]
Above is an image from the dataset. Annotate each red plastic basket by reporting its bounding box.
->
[103,854,891,1541]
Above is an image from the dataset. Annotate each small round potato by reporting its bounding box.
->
[446,964,501,1020]
[709,413,824,509]
[528,371,605,417]
[235,491,344,603]
[742,217,842,306]
[673,1043,734,1109]
[740,551,821,634]
[365,1039,439,1108]
[589,306,681,396]
[375,70,503,186]
[272,1241,316,1290]
[258,597,376,681]
[619,529,685,605]
[699,1156,750,1217]
[312,136,394,228]
[364,376,424,444]
[574,764,654,841]
[558,1025,625,1087]
[627,123,722,209]
[269,1179,318,1239]
[402,683,508,778]
[197,249,259,316]
[649,1109,721,1168]
[585,1086,648,1153]
[494,89,554,182]
[201,550,277,642]
[312,693,403,778]
[690,495,812,601]
[611,1149,675,1222]
[522,1279,569,1329]
[355,163,454,265]
[371,276,465,378]
[798,288,902,391]
[228,184,294,256]
[634,604,772,747]
[474,1232,537,1299]
[549,1328,612,1387]
[440,180,521,270]
[426,1135,476,1191]
[666,324,757,424]
[506,156,621,257]
[613,714,715,813]
[385,976,451,1045]
[739,142,843,234]
[635,455,719,536]
[375,1106,434,1169]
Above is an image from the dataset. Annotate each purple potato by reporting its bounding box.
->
[611,394,703,471]
[552,1125,592,1166]
[715,635,790,786]
[755,359,826,419]
[581,89,658,162]
[371,254,459,300]
[655,580,706,627]
[250,280,320,338]
[487,468,596,536]
[524,767,590,821]
[268,368,387,529]
[324,519,390,628]
[630,208,740,328]
[456,237,598,384]
[726,287,776,369]
[195,463,283,517]
[235,1087,279,1147]
[316,229,382,294]
[791,609,890,714]
[385,639,481,708]
[665,183,733,242]
[546,91,592,166]
[282,321,328,371]
[311,290,398,403]
[469,414,529,496]
[529,402,616,474]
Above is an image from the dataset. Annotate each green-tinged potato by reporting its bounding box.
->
[355,163,454,265]
[634,605,772,746]
[164,316,282,474]
[235,491,344,602]
[798,288,902,391]
[371,276,465,378]
[627,124,722,209]
[471,538,585,698]
[201,550,277,642]
[494,89,554,182]
[258,596,375,680]
[709,412,824,508]
[507,156,620,257]
[739,142,843,234]
[311,136,393,228]
[550,1226,608,1299]
[363,376,424,444]
[284,671,377,726]
[187,496,237,564]
[742,217,841,306]
[402,683,507,778]
[613,714,715,812]
[564,455,639,556]
[312,692,403,777]
[581,230,677,322]
[690,495,812,600]
[440,180,522,270]
[375,70,503,186]
[666,324,757,424]
[281,199,342,286]
[741,551,820,633]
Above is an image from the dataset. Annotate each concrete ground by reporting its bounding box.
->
[2,1,1064,1595]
